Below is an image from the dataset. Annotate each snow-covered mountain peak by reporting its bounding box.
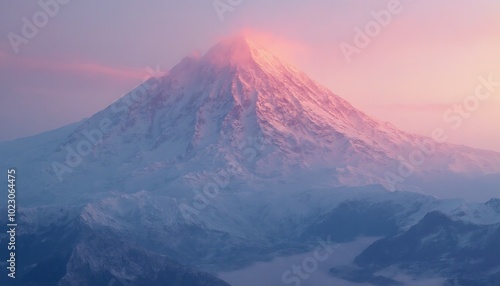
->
[2,37,500,205]
[78,36,499,199]
[203,35,256,67]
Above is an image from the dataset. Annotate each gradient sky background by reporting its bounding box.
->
[1,0,499,151]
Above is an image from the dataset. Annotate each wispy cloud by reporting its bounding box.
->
[228,28,313,64]
[375,103,453,113]
[1,52,146,81]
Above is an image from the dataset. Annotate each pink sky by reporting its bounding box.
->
[0,0,499,151]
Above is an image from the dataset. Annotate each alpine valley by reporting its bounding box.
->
[1,37,499,286]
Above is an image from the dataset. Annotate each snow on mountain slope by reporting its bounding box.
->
[1,36,499,207]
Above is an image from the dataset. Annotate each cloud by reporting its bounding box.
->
[376,103,452,113]
[219,28,313,64]
[1,52,146,81]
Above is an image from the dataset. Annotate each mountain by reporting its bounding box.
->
[346,211,500,286]
[4,188,500,285]
[1,36,500,285]
[2,36,500,207]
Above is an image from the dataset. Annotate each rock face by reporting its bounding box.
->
[58,232,231,286]
[350,211,500,285]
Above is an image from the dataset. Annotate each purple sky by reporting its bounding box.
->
[1,0,499,151]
